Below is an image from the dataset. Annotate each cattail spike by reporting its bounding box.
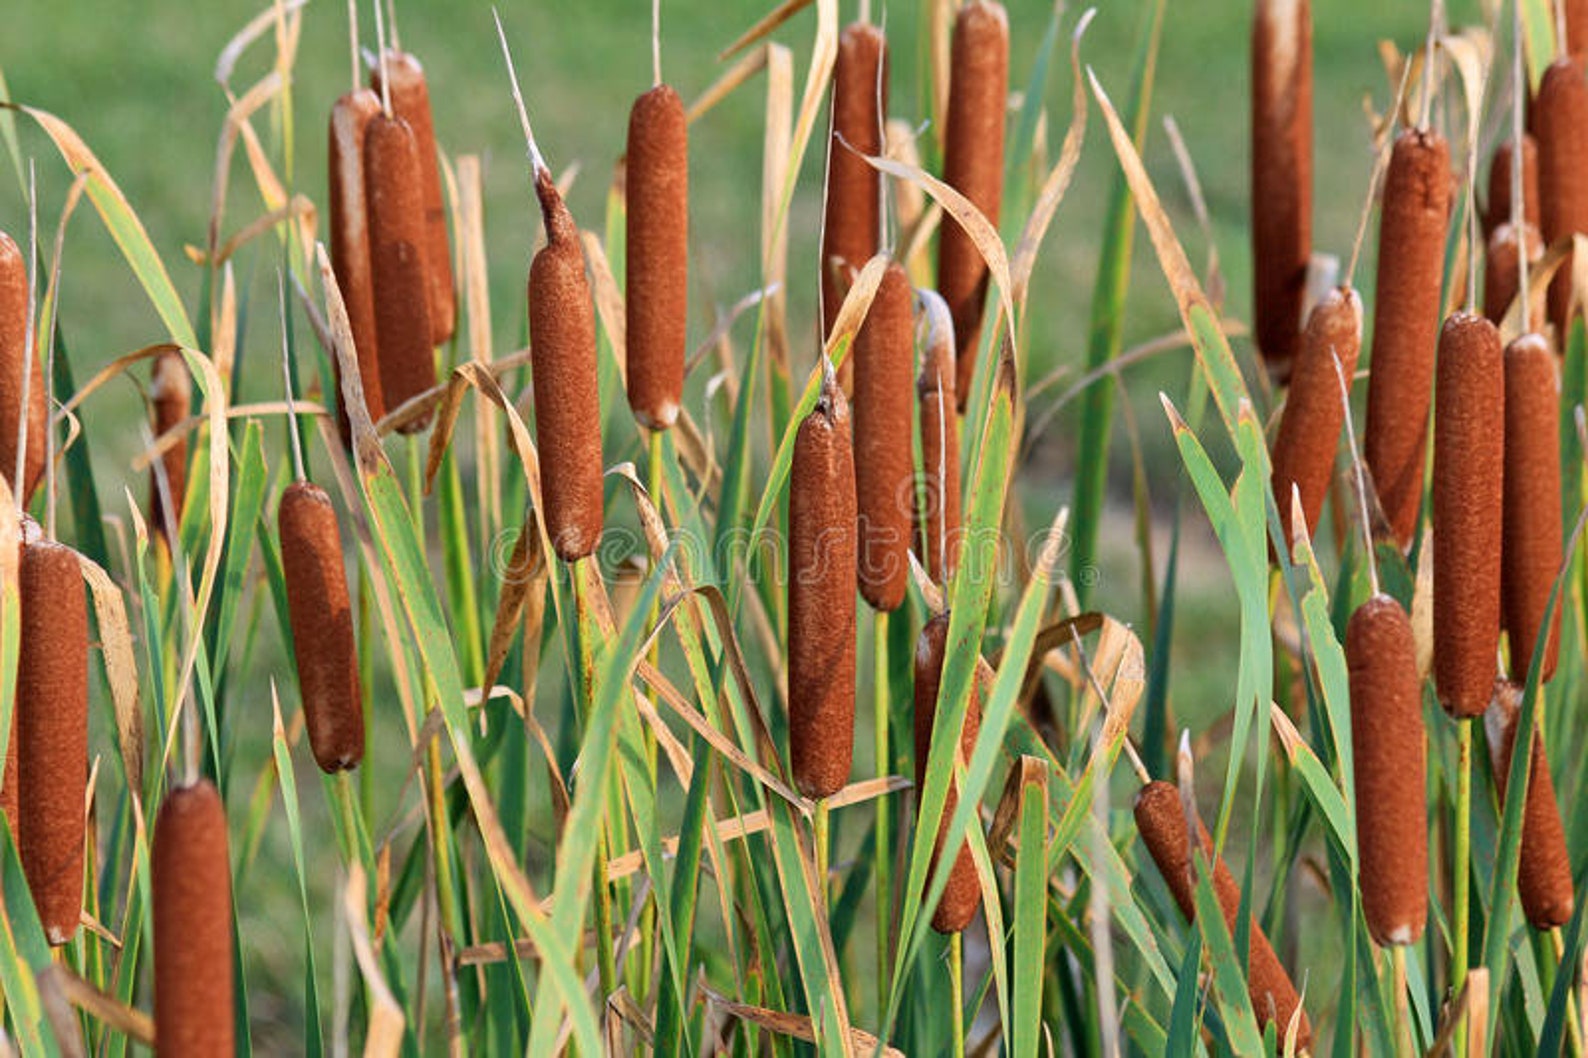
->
[624,82,689,431]
[1483,222,1545,330]
[1534,58,1588,347]
[0,232,47,508]
[821,22,888,354]
[916,287,961,584]
[149,350,191,548]
[854,261,913,611]
[1502,333,1562,683]
[914,611,982,934]
[328,86,386,438]
[1484,681,1574,929]
[1485,133,1539,239]
[154,779,235,1056]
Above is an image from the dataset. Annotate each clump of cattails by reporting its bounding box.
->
[528,167,604,562]
[788,367,856,800]
[1483,222,1544,330]
[328,86,386,429]
[17,538,87,945]
[1269,285,1361,547]
[1484,681,1574,929]
[1501,333,1561,682]
[1363,127,1452,549]
[0,230,47,505]
[938,0,1008,405]
[1345,593,1426,945]
[149,350,191,547]
[279,481,364,772]
[1432,313,1504,719]
[1533,58,1588,345]
[914,611,982,934]
[624,82,689,430]
[1250,0,1313,383]
[917,289,961,584]
[1484,133,1538,238]
[854,261,913,611]
[821,22,887,347]
[153,779,235,1056]
[1133,781,1312,1048]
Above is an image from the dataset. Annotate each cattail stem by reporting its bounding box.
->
[1392,946,1411,1057]
[1453,720,1472,1058]
[814,799,831,908]
[950,930,966,1058]
[873,607,892,1000]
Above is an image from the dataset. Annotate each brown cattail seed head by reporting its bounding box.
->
[149,350,191,546]
[1502,334,1562,682]
[529,169,605,562]
[17,539,87,945]
[372,50,455,347]
[1534,59,1588,345]
[1345,594,1427,946]
[329,88,386,431]
[822,23,887,345]
[1250,0,1313,383]
[1133,782,1312,1048]
[0,522,35,844]
[913,612,982,933]
[153,779,235,1057]
[279,482,364,772]
[1483,222,1545,331]
[363,112,436,429]
[0,231,47,505]
[624,84,689,431]
[1270,286,1362,547]
[854,262,913,611]
[1364,128,1452,549]
[1485,134,1539,238]
[1433,313,1505,718]
[917,293,961,584]
[788,371,857,799]
[1485,681,1574,929]
[938,1,1008,406]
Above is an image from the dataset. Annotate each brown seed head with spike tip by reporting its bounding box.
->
[854,262,913,611]
[328,88,386,434]
[822,23,887,351]
[153,779,235,1057]
[1502,333,1562,683]
[913,611,982,934]
[1534,59,1588,345]
[363,111,436,429]
[624,83,689,430]
[1485,680,1574,929]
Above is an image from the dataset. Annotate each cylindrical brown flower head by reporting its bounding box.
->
[328,88,386,432]
[17,539,87,945]
[1250,0,1313,384]
[1485,134,1540,238]
[279,482,364,772]
[854,262,913,611]
[1502,333,1562,683]
[1270,285,1362,548]
[1133,782,1312,1048]
[625,83,689,431]
[917,290,961,584]
[363,111,436,429]
[1485,681,1574,929]
[938,1,1008,405]
[788,370,857,799]
[1534,59,1588,345]
[529,168,604,562]
[1345,593,1427,946]
[0,231,47,505]
[914,611,982,934]
[1363,127,1452,549]
[822,23,887,344]
[153,779,235,1057]
[150,350,191,547]
[372,50,455,347]
[1483,222,1545,331]
[1433,312,1505,718]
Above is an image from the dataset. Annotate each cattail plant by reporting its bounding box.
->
[328,86,386,428]
[821,22,886,347]
[1483,222,1543,330]
[1363,127,1452,549]
[149,350,190,547]
[788,366,856,800]
[0,230,46,505]
[624,82,689,430]
[1345,593,1426,945]
[1533,58,1588,345]
[938,0,1008,405]
[1484,680,1574,929]
[1250,0,1313,383]
[854,261,912,612]
[913,611,981,933]
[372,49,455,346]
[1484,133,1538,238]
[1501,333,1561,682]
[1133,781,1312,1048]
[917,288,961,584]
[1269,285,1361,546]
[17,538,87,945]
[153,779,235,1057]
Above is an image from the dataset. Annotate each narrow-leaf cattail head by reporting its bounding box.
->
[1133,781,1312,1048]
[1433,312,1505,719]
[153,779,235,1057]
[854,261,913,611]
[17,539,87,945]
[788,369,857,800]
[624,83,688,430]
[149,350,190,547]
[938,0,1008,406]
[328,88,386,431]
[914,611,981,934]
[529,168,604,562]
[1484,680,1574,929]
[364,110,436,429]
[279,482,364,772]
[917,289,961,584]
[1363,127,1452,548]
[1270,285,1361,547]
[0,231,46,505]
[1533,58,1588,345]
[821,23,887,345]
[1345,593,1427,946]
[1250,0,1313,384]
[372,50,455,346]
[1483,222,1544,331]
[1502,333,1562,683]
[1484,133,1539,238]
